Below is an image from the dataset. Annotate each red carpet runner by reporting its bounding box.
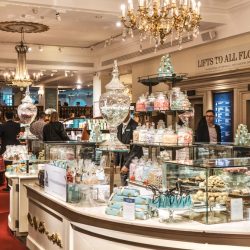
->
[0,184,27,250]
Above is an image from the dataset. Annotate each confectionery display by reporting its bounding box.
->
[158,54,175,77]
[136,89,191,112]
[105,187,154,220]
[133,123,193,145]
[169,87,191,110]
[3,145,28,161]
[129,158,163,187]
[235,124,250,145]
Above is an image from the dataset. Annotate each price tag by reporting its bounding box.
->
[231,198,243,221]
[123,198,135,221]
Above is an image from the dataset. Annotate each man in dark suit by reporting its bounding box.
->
[0,111,21,191]
[196,110,221,143]
[116,114,143,186]
[0,111,21,155]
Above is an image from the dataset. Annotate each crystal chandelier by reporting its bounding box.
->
[8,27,32,88]
[121,0,201,50]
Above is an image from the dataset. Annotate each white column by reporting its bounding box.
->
[93,72,102,118]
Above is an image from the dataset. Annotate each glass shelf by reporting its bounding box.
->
[132,142,193,148]
[165,157,250,169]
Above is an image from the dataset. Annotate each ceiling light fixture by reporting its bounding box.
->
[121,0,201,50]
[10,27,32,88]
[56,12,61,21]
[116,21,122,27]
[38,87,44,95]
[76,85,81,90]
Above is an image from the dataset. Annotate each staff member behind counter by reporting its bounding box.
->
[196,110,221,143]
[115,113,143,186]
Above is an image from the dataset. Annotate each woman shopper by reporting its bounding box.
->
[43,111,70,141]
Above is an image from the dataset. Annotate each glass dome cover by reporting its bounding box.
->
[18,86,37,139]
[99,60,130,150]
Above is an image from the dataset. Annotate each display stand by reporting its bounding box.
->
[138,73,187,94]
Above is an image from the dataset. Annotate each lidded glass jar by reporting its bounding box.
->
[154,92,169,111]
[18,86,37,139]
[133,124,141,143]
[169,87,181,110]
[136,94,146,112]
[145,93,155,112]
[99,60,130,150]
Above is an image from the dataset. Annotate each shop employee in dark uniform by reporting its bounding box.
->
[116,114,143,186]
[0,111,21,191]
[196,110,221,143]
[0,111,20,155]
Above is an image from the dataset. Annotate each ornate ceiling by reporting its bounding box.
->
[0,0,249,87]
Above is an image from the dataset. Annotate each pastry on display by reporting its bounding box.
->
[179,174,205,186]
[199,175,226,191]
[223,167,248,173]
[230,188,250,196]
[192,189,228,204]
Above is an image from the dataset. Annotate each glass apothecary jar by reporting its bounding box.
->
[145,93,155,112]
[154,92,169,111]
[18,86,37,139]
[169,87,181,110]
[136,94,146,112]
[99,61,130,150]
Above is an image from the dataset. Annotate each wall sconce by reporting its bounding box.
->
[38,87,44,96]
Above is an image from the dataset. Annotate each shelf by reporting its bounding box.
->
[131,142,194,148]
[138,73,187,85]
[127,180,148,188]
[135,110,193,114]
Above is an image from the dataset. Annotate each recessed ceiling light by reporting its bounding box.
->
[28,47,32,52]
[116,21,122,27]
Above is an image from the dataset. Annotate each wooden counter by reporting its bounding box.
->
[25,184,250,250]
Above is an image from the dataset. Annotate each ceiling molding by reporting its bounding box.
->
[0,58,94,68]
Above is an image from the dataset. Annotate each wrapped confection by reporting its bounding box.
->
[138,125,147,142]
[148,166,163,188]
[129,158,139,181]
[177,126,193,145]
[133,125,141,142]
[162,128,178,145]
[154,127,165,144]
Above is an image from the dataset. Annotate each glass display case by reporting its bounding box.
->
[43,141,100,162]
[193,143,233,159]
[63,118,109,141]
[162,158,250,224]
